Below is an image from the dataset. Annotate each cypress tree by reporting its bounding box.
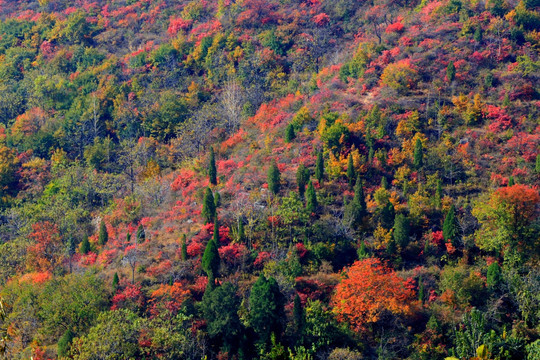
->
[268,160,281,195]
[346,175,366,227]
[181,234,188,261]
[112,272,119,291]
[202,238,220,286]
[508,176,515,186]
[393,213,410,249]
[380,200,395,229]
[293,294,305,338]
[381,176,388,190]
[474,26,483,43]
[443,204,459,246]
[357,240,368,259]
[202,187,216,224]
[413,138,423,169]
[98,221,108,246]
[209,147,217,186]
[347,153,356,189]
[446,61,456,82]
[126,232,131,243]
[536,154,540,173]
[306,180,318,214]
[435,179,443,209]
[249,275,285,348]
[136,224,145,244]
[315,150,324,184]
[487,262,503,288]
[80,235,91,254]
[285,123,295,143]
[296,164,309,198]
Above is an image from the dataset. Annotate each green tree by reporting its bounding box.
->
[487,262,502,289]
[181,234,188,261]
[293,294,305,343]
[296,164,309,198]
[112,272,119,292]
[393,213,410,249]
[347,153,356,189]
[202,282,243,353]
[285,123,295,143]
[315,150,324,184]
[237,219,245,243]
[58,329,74,357]
[202,187,217,224]
[213,217,220,246]
[306,180,318,214]
[80,235,91,255]
[357,240,369,260]
[202,238,220,287]
[474,26,483,43]
[136,224,145,244]
[98,221,108,246]
[443,204,459,246]
[381,176,388,190]
[214,191,221,208]
[413,138,423,169]
[268,160,281,196]
[447,61,456,82]
[249,275,285,349]
[435,179,443,209]
[536,154,540,173]
[508,176,515,186]
[346,176,366,228]
[208,147,217,186]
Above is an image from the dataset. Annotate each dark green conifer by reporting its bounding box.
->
[58,329,74,357]
[112,272,119,291]
[296,164,309,198]
[80,235,91,255]
[413,138,423,169]
[209,147,217,186]
[393,213,410,249]
[285,123,295,143]
[249,275,285,348]
[202,187,216,224]
[98,221,108,246]
[214,191,221,208]
[293,294,305,337]
[306,180,318,214]
[237,219,245,243]
[418,276,425,303]
[181,234,188,261]
[202,237,220,287]
[136,224,145,244]
[446,61,456,82]
[443,204,459,246]
[268,160,281,196]
[487,262,503,288]
[346,175,366,227]
[508,176,515,186]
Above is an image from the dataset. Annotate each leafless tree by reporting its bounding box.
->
[220,77,244,132]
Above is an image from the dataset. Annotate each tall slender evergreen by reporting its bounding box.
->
[209,147,217,185]
[315,150,324,184]
[268,160,281,195]
[202,187,217,224]
[347,153,356,189]
[98,221,108,246]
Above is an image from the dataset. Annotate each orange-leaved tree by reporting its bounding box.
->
[332,258,415,332]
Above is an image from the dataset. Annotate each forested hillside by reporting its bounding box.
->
[0,0,539,359]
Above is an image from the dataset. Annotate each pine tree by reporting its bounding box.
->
[202,187,217,224]
[80,235,91,254]
[306,180,318,214]
[202,237,220,287]
[249,275,285,348]
[508,176,515,186]
[357,240,369,259]
[98,221,108,246]
[446,61,456,82]
[443,204,459,246]
[315,150,324,184]
[293,294,305,339]
[413,138,423,169]
[136,224,145,244]
[208,147,217,186]
[268,160,281,196]
[126,232,131,243]
[487,262,502,288]
[381,176,388,190]
[346,175,366,227]
[296,164,309,198]
[285,123,295,143]
[181,234,188,261]
[380,201,395,229]
[112,272,119,291]
[393,213,410,249]
[347,153,356,189]
[435,179,443,209]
